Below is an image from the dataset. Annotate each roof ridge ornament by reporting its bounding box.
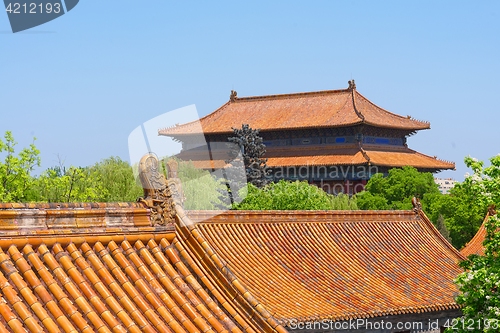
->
[230,90,238,102]
[488,204,497,216]
[412,197,422,213]
[349,79,365,122]
[358,142,371,165]
[137,153,184,226]
[348,80,356,90]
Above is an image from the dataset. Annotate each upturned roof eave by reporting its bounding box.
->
[160,84,432,137]
[353,89,431,130]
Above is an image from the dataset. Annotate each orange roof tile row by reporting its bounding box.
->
[362,146,455,170]
[264,146,367,167]
[0,237,260,333]
[0,198,464,331]
[160,87,430,136]
[0,202,177,250]
[0,202,145,210]
[0,203,151,230]
[184,210,463,325]
[176,144,455,170]
[0,203,286,333]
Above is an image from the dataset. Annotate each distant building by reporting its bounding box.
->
[160,81,455,194]
[435,177,457,194]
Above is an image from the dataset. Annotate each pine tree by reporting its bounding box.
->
[436,214,452,243]
[228,124,271,188]
[215,124,271,208]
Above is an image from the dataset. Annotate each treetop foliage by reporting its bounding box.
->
[450,155,500,332]
[356,166,440,210]
[172,159,227,210]
[0,131,142,203]
[0,131,40,202]
[234,179,358,211]
[354,165,488,250]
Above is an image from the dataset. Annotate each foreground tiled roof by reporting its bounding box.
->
[0,202,286,333]
[0,156,464,331]
[0,199,464,332]
[460,213,491,257]
[159,83,430,136]
[177,144,455,170]
[186,209,464,325]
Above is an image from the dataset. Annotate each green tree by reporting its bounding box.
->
[354,191,389,210]
[175,160,227,210]
[90,156,143,202]
[228,124,271,188]
[33,165,109,202]
[0,131,40,202]
[449,155,500,333]
[356,166,440,210]
[354,166,469,244]
[424,186,486,249]
[330,192,359,210]
[234,180,357,210]
[436,214,452,243]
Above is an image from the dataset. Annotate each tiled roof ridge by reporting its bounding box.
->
[358,143,371,164]
[354,91,431,128]
[0,204,153,228]
[413,203,465,261]
[229,88,351,103]
[132,155,286,332]
[0,199,177,248]
[0,229,174,249]
[350,85,366,123]
[188,210,426,225]
[0,202,144,209]
[173,202,288,333]
[158,101,233,137]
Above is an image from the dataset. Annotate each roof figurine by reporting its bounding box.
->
[348,79,356,90]
[230,89,238,102]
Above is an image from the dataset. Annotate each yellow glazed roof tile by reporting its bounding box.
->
[0,169,463,333]
[160,85,429,136]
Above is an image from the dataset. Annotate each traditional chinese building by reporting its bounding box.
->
[160,81,454,194]
[0,155,463,332]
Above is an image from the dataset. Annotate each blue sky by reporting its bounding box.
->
[1,1,499,181]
